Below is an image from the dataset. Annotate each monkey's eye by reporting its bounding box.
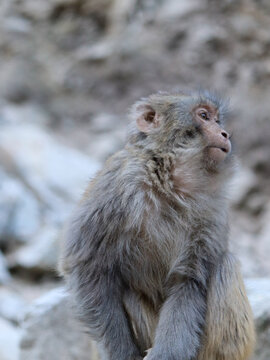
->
[199,111,209,120]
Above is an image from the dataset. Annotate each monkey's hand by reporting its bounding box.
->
[142,279,207,360]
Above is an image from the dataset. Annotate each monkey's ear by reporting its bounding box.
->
[135,104,161,133]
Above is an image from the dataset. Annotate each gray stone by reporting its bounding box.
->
[0,317,21,360]
[157,0,204,20]
[0,121,101,273]
[0,60,45,104]
[15,0,77,21]
[3,16,32,35]
[253,208,270,277]
[75,41,114,63]
[9,226,59,275]
[0,104,50,126]
[0,287,26,324]
[0,250,11,284]
[90,112,120,133]
[20,288,100,360]
[246,279,270,360]
[0,167,41,245]
[0,122,100,246]
[0,123,100,215]
[230,165,258,207]
[229,14,258,40]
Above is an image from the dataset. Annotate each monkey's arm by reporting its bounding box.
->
[145,276,207,360]
[70,263,142,360]
[61,199,143,360]
[145,253,255,360]
[198,252,255,360]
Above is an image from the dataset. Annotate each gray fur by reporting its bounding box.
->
[59,90,254,360]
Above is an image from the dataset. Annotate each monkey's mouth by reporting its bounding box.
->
[207,143,231,163]
[208,141,231,154]
[214,146,229,154]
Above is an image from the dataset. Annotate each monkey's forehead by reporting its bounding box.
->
[149,90,229,115]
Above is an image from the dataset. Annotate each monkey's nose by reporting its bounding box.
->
[221,131,229,139]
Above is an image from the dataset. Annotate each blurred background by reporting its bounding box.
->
[0,0,270,359]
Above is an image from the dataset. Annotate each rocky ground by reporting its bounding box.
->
[0,0,270,359]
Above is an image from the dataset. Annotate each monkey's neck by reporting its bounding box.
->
[141,149,229,200]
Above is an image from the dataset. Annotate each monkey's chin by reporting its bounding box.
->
[207,147,228,163]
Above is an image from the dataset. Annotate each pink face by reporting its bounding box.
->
[194,105,231,163]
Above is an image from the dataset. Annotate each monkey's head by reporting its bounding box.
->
[129,90,233,173]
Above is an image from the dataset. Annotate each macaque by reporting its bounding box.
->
[59,90,255,360]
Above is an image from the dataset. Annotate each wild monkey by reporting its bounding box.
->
[59,90,255,360]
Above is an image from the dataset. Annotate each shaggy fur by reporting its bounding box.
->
[59,90,255,360]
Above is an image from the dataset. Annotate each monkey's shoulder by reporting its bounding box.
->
[82,149,147,201]
[77,149,148,226]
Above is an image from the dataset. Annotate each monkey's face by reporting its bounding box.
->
[192,103,231,164]
[131,91,233,194]
[134,92,231,163]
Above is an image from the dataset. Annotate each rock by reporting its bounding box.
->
[0,103,50,126]
[229,14,258,41]
[228,165,270,278]
[246,278,270,360]
[230,224,263,278]
[14,0,78,21]
[157,0,204,21]
[0,122,100,237]
[0,317,21,360]
[14,0,112,22]
[0,167,41,246]
[230,165,258,208]
[90,112,120,133]
[246,278,270,319]
[254,206,270,276]
[0,118,100,274]
[0,60,46,104]
[230,184,270,278]
[0,287,26,324]
[8,226,59,276]
[249,146,270,177]
[0,250,11,284]
[20,288,100,360]
[3,16,32,35]
[15,0,53,21]
[75,41,114,63]
[86,131,125,162]
[0,123,100,216]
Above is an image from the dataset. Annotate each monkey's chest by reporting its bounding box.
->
[123,236,180,303]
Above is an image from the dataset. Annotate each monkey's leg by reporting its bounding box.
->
[70,266,143,360]
[144,279,207,360]
[198,253,255,360]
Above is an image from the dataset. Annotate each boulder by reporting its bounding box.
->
[0,120,100,274]
[0,317,21,360]
[8,226,59,276]
[0,250,11,284]
[0,167,41,246]
[0,122,100,216]
[246,278,270,360]
[20,288,100,360]
[0,287,26,324]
